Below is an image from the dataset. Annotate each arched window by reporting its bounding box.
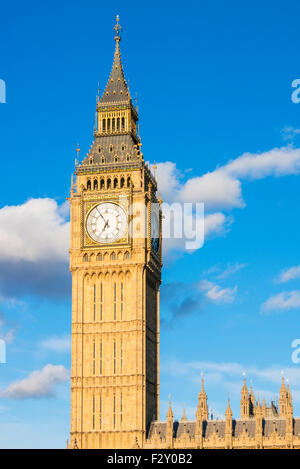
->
[109,145,113,153]
[124,251,130,260]
[117,117,120,130]
[102,119,106,131]
[114,156,118,163]
[93,179,98,190]
[113,178,118,189]
[101,157,105,164]
[111,252,116,260]
[127,177,131,187]
[87,179,91,190]
[120,177,125,188]
[121,144,125,152]
[121,117,125,130]
[107,178,111,189]
[107,119,111,131]
[97,253,102,261]
[83,253,89,262]
[112,118,115,131]
[100,179,105,189]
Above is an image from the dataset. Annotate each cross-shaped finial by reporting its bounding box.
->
[113,15,122,37]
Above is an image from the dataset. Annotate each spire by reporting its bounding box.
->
[99,15,131,105]
[225,398,232,417]
[280,373,286,395]
[167,394,173,420]
[181,405,187,422]
[197,372,208,420]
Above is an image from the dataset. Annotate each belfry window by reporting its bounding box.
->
[100,179,105,189]
[112,118,115,131]
[102,119,106,132]
[107,119,111,131]
[121,117,125,130]
[117,117,120,130]
[87,179,91,190]
[107,178,111,189]
[120,177,125,188]
[93,179,98,190]
[127,177,131,187]
[114,178,118,188]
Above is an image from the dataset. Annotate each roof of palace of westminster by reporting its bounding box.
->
[71,17,300,449]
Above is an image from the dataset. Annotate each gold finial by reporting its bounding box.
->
[75,143,80,167]
[113,15,122,40]
[153,162,157,178]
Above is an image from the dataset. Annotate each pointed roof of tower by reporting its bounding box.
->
[241,373,248,396]
[99,15,131,105]
[280,374,287,395]
[225,398,232,417]
[256,398,262,415]
[167,395,174,420]
[198,372,207,399]
[181,406,188,422]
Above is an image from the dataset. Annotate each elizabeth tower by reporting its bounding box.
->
[69,17,162,449]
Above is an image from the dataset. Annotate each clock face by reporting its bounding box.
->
[86,202,127,244]
[151,210,160,253]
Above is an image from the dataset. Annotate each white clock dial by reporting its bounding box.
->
[86,202,127,244]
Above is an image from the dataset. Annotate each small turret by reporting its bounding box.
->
[240,374,250,419]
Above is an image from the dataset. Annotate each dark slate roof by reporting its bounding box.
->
[99,37,131,105]
[147,417,300,441]
[79,134,139,169]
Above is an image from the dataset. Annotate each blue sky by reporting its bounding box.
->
[1,0,300,448]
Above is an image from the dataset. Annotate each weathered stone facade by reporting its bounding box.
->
[67,17,299,450]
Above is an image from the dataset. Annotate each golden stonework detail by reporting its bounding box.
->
[67,17,300,450]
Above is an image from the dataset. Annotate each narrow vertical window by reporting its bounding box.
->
[120,393,123,428]
[114,341,116,374]
[92,395,95,430]
[100,395,102,430]
[93,340,95,375]
[93,284,96,321]
[114,282,117,320]
[120,340,123,374]
[100,341,102,375]
[100,283,103,321]
[113,394,116,429]
[120,282,123,320]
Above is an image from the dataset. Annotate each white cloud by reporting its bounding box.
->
[0,198,69,263]
[0,364,70,399]
[40,335,71,353]
[216,262,247,279]
[261,290,300,314]
[199,280,237,304]
[156,146,300,214]
[278,265,300,283]
[281,126,300,142]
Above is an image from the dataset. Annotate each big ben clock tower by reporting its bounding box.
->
[69,17,162,449]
